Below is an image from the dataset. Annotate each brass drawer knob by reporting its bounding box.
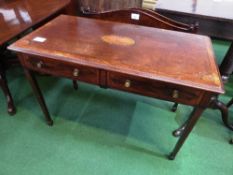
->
[124,80,131,88]
[36,61,43,68]
[73,68,79,77]
[172,90,179,99]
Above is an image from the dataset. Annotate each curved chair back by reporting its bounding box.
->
[81,8,198,33]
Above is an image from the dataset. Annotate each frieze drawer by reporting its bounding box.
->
[108,72,204,106]
[23,55,99,84]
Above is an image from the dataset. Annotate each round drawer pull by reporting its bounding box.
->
[73,68,79,77]
[124,80,131,88]
[172,90,179,99]
[36,61,43,68]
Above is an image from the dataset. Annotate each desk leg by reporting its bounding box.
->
[0,66,16,115]
[219,43,233,81]
[72,80,78,90]
[173,121,187,137]
[171,102,178,112]
[24,69,53,126]
[169,107,204,160]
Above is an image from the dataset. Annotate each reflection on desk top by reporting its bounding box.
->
[9,15,224,94]
[0,0,70,45]
[156,0,233,20]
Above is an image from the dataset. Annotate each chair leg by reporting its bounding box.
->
[210,97,233,131]
[0,65,16,115]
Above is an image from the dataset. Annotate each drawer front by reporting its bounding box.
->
[23,56,99,84]
[108,72,204,105]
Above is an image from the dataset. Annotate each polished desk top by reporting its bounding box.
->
[0,0,70,45]
[156,0,233,20]
[9,15,224,94]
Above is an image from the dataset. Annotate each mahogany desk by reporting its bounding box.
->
[9,15,224,160]
[0,0,71,114]
[155,0,233,80]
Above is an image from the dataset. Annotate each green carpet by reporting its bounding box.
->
[0,40,232,175]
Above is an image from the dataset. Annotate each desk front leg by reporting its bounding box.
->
[24,69,53,126]
[169,107,205,160]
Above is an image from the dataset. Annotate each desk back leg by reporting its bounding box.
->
[24,69,53,126]
[169,107,205,160]
[72,80,78,90]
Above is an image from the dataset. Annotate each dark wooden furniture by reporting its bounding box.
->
[9,15,223,160]
[0,0,71,114]
[77,0,142,13]
[155,0,233,133]
[81,8,198,33]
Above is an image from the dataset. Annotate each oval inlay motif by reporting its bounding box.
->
[101,35,135,46]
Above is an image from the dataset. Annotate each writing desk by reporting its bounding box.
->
[0,0,71,114]
[9,15,224,160]
[155,0,233,80]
